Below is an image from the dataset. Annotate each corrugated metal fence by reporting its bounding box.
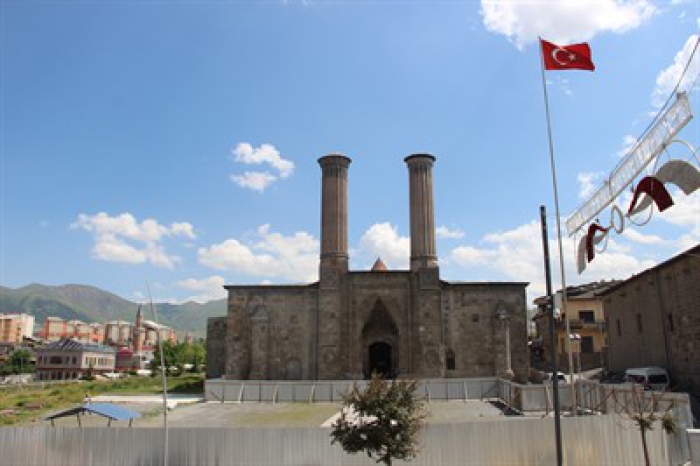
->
[205,378,692,423]
[205,378,503,403]
[0,416,674,465]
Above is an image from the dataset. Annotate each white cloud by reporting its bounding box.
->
[198,224,318,282]
[231,171,277,192]
[177,275,227,303]
[92,237,147,264]
[436,226,465,239]
[230,143,294,192]
[451,246,495,266]
[357,223,410,269]
[481,0,655,49]
[656,188,700,236]
[447,219,659,303]
[576,172,604,200]
[651,34,700,107]
[72,212,194,268]
[170,222,196,239]
[622,228,668,245]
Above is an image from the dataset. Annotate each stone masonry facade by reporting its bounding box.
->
[207,154,529,381]
[603,244,700,391]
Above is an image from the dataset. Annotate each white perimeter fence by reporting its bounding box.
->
[689,429,700,464]
[205,378,693,424]
[0,416,681,466]
[205,378,504,404]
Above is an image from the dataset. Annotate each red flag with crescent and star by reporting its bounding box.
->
[540,39,595,71]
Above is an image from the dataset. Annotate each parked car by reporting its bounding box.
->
[600,372,626,384]
[543,372,569,383]
[624,367,670,391]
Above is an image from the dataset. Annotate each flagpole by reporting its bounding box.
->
[538,37,576,415]
[146,283,168,466]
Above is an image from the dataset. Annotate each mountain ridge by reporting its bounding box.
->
[0,284,225,337]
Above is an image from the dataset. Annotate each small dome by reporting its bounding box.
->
[371,257,388,272]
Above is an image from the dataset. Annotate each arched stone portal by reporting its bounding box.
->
[368,341,392,376]
[362,299,399,378]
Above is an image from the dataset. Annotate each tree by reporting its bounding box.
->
[0,350,34,375]
[331,374,427,466]
[190,340,205,373]
[151,340,206,375]
[611,386,678,466]
[5,349,34,374]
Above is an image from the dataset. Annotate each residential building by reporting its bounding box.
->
[66,320,91,342]
[602,244,700,391]
[38,317,103,343]
[38,316,68,341]
[103,320,133,345]
[533,281,620,372]
[0,313,35,343]
[142,321,177,346]
[88,323,105,344]
[35,338,116,381]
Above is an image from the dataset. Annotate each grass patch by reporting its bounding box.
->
[231,403,340,427]
[0,373,204,426]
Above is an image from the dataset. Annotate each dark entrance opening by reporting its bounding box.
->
[368,342,392,378]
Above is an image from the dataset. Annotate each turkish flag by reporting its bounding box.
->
[541,39,595,71]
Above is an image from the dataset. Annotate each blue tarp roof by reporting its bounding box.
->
[45,403,141,421]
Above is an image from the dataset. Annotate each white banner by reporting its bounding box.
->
[566,93,693,236]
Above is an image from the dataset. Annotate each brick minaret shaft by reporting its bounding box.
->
[405,154,437,270]
[318,154,351,272]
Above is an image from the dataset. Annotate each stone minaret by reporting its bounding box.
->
[133,305,143,354]
[316,154,351,379]
[405,154,437,271]
[318,154,351,274]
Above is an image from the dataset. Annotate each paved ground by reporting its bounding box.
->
[43,397,515,428]
[36,394,694,431]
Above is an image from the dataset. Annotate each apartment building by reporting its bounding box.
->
[533,281,620,371]
[0,313,35,343]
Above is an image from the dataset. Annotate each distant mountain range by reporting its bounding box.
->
[0,284,226,338]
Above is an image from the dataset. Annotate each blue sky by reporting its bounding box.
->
[2,0,699,305]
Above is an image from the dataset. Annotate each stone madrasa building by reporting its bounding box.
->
[207,154,529,381]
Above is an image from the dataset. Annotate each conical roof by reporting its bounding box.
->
[371,257,388,272]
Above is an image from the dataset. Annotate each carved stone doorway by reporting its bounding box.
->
[368,341,392,377]
[362,299,399,379]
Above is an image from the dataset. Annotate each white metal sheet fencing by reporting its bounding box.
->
[206,378,692,423]
[205,378,502,403]
[0,416,674,466]
[689,429,700,464]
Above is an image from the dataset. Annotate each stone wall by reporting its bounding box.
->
[205,317,227,378]
[442,283,529,382]
[208,277,531,382]
[605,246,700,389]
[225,285,317,380]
